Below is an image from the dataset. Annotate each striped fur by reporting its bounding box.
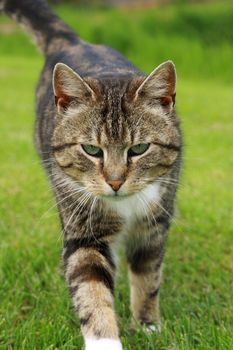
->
[1,1,182,348]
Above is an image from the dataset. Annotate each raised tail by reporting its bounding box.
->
[0,0,78,55]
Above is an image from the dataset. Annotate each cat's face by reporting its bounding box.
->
[52,62,181,201]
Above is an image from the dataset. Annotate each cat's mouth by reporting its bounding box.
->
[101,192,133,201]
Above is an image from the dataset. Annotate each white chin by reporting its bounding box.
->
[101,182,161,221]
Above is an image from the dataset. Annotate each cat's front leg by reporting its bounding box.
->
[63,238,122,350]
[127,238,165,332]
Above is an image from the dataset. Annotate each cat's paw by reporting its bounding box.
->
[143,322,162,334]
[130,319,162,334]
[85,337,123,350]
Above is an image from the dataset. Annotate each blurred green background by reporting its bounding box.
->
[0,0,232,349]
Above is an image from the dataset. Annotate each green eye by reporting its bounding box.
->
[128,143,150,157]
[82,144,103,157]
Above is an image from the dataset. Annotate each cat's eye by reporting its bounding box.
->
[128,143,150,157]
[81,144,103,158]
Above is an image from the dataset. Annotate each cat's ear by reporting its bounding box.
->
[53,63,96,113]
[134,61,176,109]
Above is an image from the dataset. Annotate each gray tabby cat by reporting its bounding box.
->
[1,0,182,349]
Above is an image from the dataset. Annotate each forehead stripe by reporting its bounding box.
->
[52,142,77,152]
[154,142,181,151]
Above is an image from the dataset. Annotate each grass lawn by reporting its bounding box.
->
[0,2,232,349]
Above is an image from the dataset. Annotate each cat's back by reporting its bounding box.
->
[39,39,141,92]
[65,40,141,78]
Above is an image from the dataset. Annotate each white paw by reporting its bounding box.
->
[85,337,123,350]
[144,323,162,334]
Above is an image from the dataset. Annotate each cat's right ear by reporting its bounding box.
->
[53,63,96,113]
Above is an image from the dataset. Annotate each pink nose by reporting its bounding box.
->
[107,180,123,192]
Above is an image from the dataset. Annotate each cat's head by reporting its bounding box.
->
[52,61,181,201]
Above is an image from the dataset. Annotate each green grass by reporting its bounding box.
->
[0,2,233,349]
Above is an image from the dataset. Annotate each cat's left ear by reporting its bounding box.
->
[53,63,97,113]
[134,61,176,110]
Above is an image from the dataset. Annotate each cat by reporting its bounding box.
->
[1,1,182,349]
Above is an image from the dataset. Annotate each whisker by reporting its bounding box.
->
[59,191,92,240]
[139,193,160,235]
[149,197,180,228]
[88,197,99,244]
[137,195,152,247]
[32,187,87,234]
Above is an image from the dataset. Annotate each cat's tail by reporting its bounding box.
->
[0,0,79,55]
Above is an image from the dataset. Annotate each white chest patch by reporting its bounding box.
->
[108,182,161,226]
